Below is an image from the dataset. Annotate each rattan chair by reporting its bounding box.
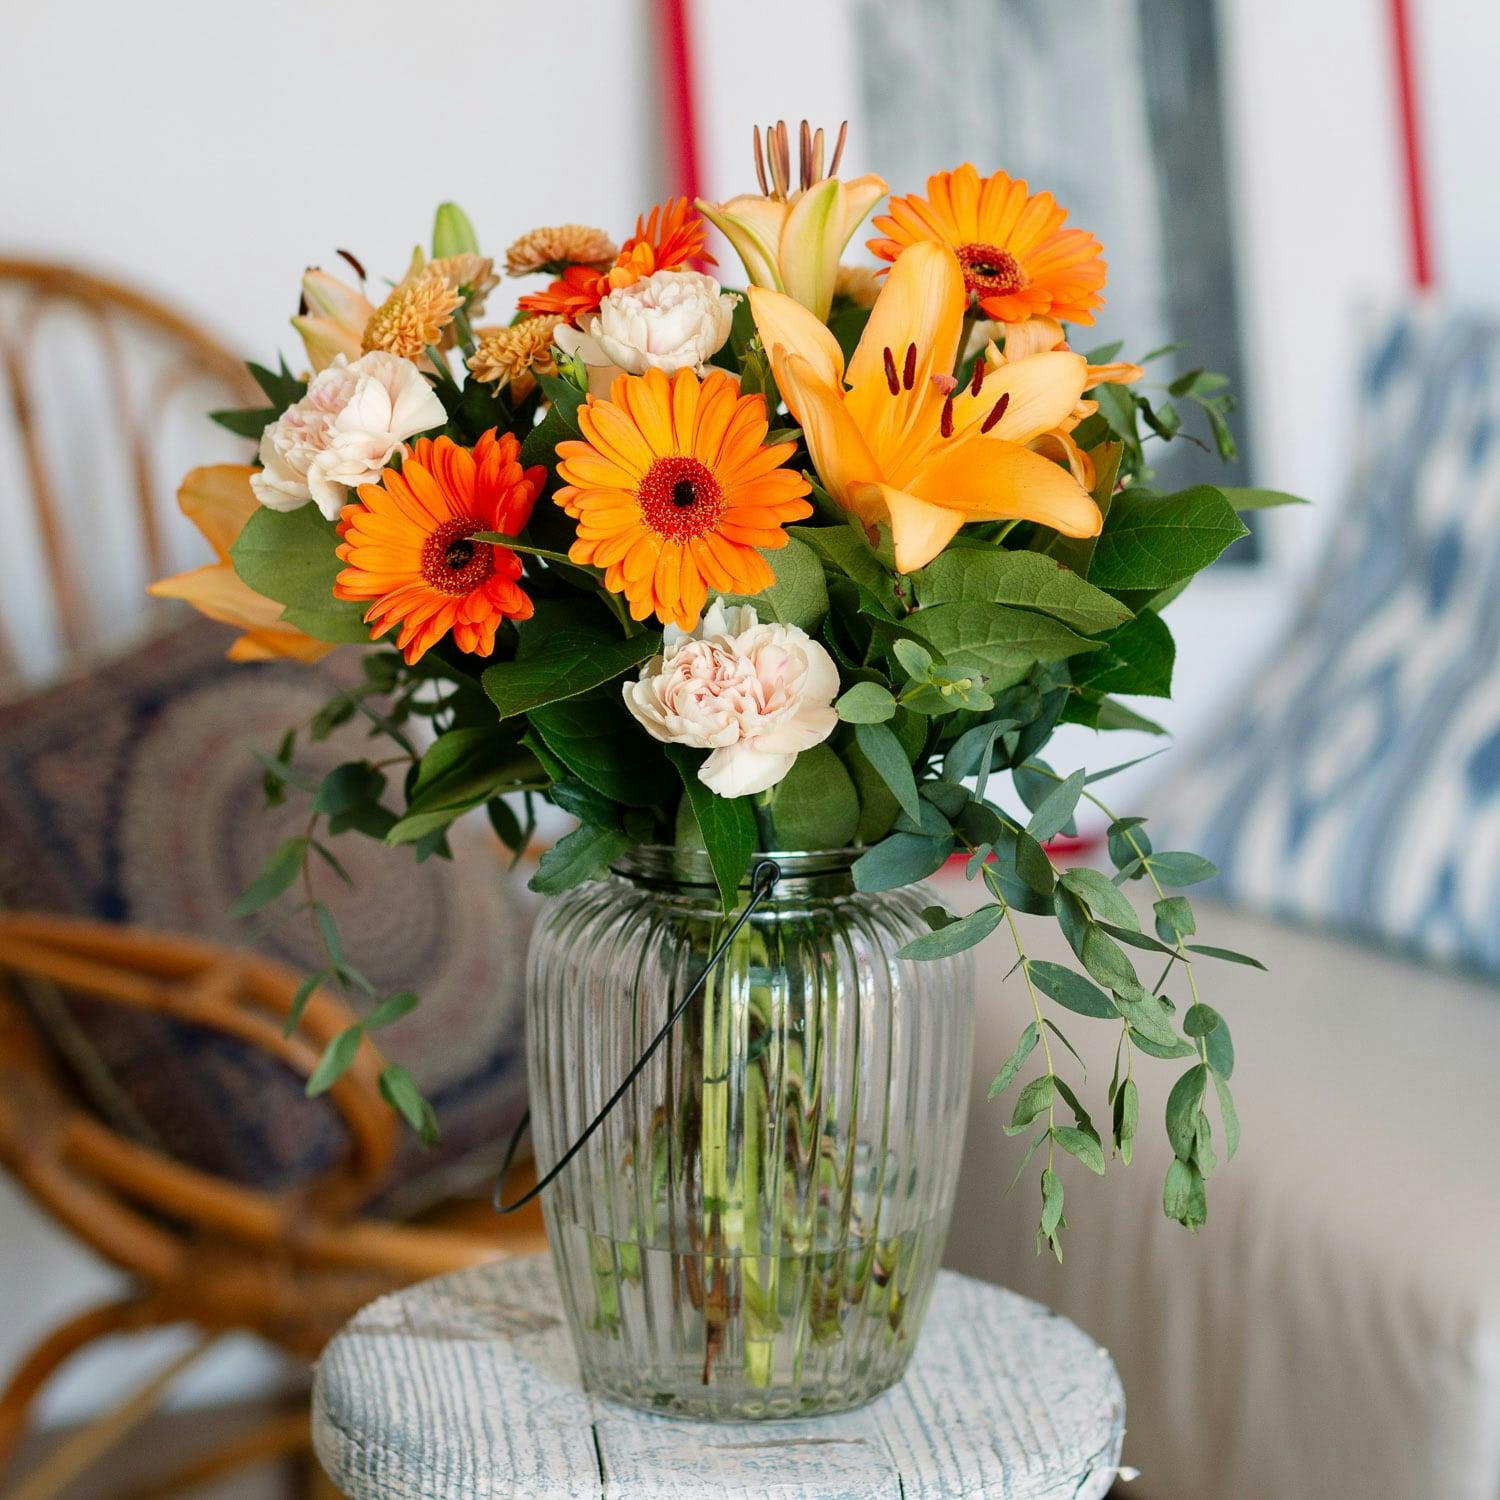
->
[0,262,544,1500]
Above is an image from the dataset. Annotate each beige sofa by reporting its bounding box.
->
[937,870,1500,1499]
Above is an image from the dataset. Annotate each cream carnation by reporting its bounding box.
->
[624,600,839,798]
[555,269,737,394]
[250,351,445,520]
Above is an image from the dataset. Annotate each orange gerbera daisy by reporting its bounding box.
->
[334,431,545,665]
[518,198,713,325]
[554,367,812,630]
[869,164,1107,327]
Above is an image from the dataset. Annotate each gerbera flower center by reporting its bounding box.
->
[638,456,725,540]
[421,516,495,595]
[957,243,1028,298]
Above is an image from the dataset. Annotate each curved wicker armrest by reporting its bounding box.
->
[0,914,400,1243]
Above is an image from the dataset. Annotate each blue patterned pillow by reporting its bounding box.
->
[1155,311,1500,975]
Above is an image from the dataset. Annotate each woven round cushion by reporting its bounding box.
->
[0,619,533,1204]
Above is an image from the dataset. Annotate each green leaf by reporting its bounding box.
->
[1114,1076,1139,1164]
[1107,817,1151,874]
[282,971,329,1038]
[1220,486,1309,511]
[720,535,828,631]
[1163,1157,1193,1220]
[906,602,1099,689]
[432,201,479,258]
[791,524,901,614]
[379,1063,440,1146]
[1147,851,1219,887]
[313,762,388,818]
[666,746,756,913]
[1154,896,1197,942]
[1205,1013,1235,1078]
[1028,961,1117,1019]
[1088,486,1250,592]
[1048,440,1122,580]
[757,743,861,850]
[898,903,1003,959]
[1115,991,1185,1051]
[853,720,921,825]
[912,549,1131,633]
[210,405,278,439]
[1212,1070,1240,1160]
[1040,1167,1065,1235]
[1184,1002,1221,1037]
[279,603,373,643]
[230,837,308,918]
[851,831,953,892]
[1166,1063,1209,1159]
[1010,1074,1056,1132]
[366,991,419,1029]
[1060,867,1140,931]
[836,681,897,723]
[528,692,676,808]
[1025,768,1085,843]
[311,900,343,964]
[482,628,661,717]
[1075,611,1175,698]
[306,1025,363,1096]
[231,505,345,611]
[1187,943,1267,970]
[529,822,631,896]
[987,1022,1039,1099]
[1053,1125,1106,1175]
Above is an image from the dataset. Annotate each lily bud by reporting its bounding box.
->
[292,267,375,371]
[432,202,480,259]
[697,119,886,321]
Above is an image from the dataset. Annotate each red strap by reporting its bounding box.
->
[1389,0,1434,288]
[656,0,702,202]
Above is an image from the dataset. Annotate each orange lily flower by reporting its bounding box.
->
[149,466,334,662]
[748,241,1102,573]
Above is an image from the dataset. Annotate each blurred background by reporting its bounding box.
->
[1,1,1496,1496]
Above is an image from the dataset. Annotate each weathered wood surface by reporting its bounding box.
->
[312,1254,1127,1499]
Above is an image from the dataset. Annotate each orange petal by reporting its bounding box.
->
[175,466,260,561]
[908,434,1102,537]
[950,350,1088,444]
[852,483,965,574]
[767,348,881,523]
[747,285,845,388]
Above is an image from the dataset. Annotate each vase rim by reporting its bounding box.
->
[610,845,860,893]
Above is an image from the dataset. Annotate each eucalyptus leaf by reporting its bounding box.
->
[1165,1063,1209,1159]
[1060,867,1140,931]
[853,720,922,825]
[898,903,1003,960]
[1147,851,1219,888]
[1187,943,1267,970]
[851,831,953,892]
[230,836,308,918]
[906,602,1099,688]
[987,1022,1039,1099]
[306,1025,363,1097]
[1027,961,1117,1019]
[836,681,897,723]
[1053,1125,1106,1175]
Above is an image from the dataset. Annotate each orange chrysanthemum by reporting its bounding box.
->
[518,198,713,325]
[554,368,812,630]
[334,431,545,665]
[869,164,1107,327]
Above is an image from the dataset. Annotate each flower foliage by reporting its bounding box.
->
[175,125,1302,1252]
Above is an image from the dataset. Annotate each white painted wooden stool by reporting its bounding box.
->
[311,1254,1128,1499]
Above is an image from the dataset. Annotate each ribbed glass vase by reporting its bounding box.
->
[525,847,975,1419]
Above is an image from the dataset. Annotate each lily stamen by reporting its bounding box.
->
[970,358,986,397]
[979,391,1011,434]
[883,345,900,395]
[941,396,955,438]
[902,342,917,391]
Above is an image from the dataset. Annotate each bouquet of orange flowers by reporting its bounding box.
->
[161,120,1292,1258]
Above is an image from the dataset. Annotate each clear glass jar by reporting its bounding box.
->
[525,847,975,1419]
